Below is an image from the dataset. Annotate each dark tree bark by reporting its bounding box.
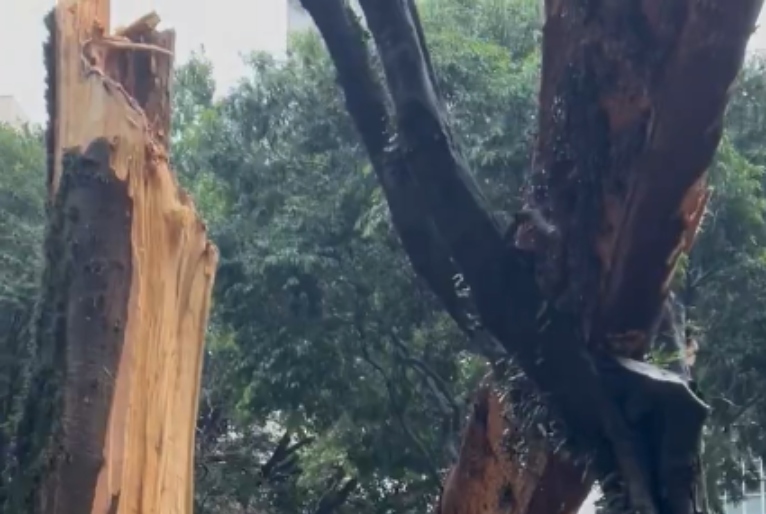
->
[299,1,763,514]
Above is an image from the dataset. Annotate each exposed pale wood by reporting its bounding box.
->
[114,12,161,37]
[437,388,591,514]
[41,1,218,513]
[51,0,110,198]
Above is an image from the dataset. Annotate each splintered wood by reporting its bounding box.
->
[46,1,218,513]
[437,388,592,514]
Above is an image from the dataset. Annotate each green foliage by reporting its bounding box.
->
[678,82,766,511]
[167,2,766,512]
[176,1,541,512]
[0,124,46,503]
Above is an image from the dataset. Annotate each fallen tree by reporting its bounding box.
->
[297,0,763,513]
[5,1,218,513]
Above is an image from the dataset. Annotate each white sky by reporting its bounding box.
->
[0,0,288,124]
[1,0,766,125]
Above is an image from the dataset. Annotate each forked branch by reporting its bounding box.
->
[299,1,762,514]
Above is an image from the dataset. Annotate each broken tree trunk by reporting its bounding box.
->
[299,1,762,514]
[8,1,218,513]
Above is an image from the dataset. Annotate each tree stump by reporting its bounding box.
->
[9,2,218,513]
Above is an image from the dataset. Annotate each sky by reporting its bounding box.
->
[0,0,289,124]
[2,1,766,125]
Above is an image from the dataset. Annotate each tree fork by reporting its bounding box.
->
[437,386,594,514]
[302,1,762,513]
[9,1,218,513]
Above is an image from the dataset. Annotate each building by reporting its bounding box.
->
[0,95,29,130]
[724,460,766,514]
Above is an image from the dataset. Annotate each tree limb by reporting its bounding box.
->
[298,0,490,352]
[261,431,315,480]
[355,0,524,337]
[594,2,760,344]
[387,329,460,419]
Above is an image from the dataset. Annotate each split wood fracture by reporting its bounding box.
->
[438,387,592,514]
[297,0,763,514]
[11,1,218,513]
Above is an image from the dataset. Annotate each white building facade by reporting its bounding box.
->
[0,95,29,130]
[724,460,766,514]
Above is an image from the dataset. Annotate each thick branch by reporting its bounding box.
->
[531,0,763,353]
[438,387,593,514]
[261,431,315,480]
[356,0,522,337]
[595,2,761,343]
[527,4,759,510]
[297,0,485,347]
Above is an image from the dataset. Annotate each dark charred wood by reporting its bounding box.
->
[303,1,661,511]
[299,1,760,514]
[296,0,485,346]
[598,357,709,514]
[531,0,763,356]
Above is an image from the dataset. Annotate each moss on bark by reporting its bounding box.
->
[8,140,132,514]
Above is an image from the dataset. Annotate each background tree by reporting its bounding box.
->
[0,124,45,504]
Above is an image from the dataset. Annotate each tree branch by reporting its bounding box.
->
[261,431,315,480]
[595,2,761,344]
[297,0,484,347]
[312,475,358,514]
[387,329,460,418]
[358,338,443,486]
[351,304,446,483]
[355,0,524,337]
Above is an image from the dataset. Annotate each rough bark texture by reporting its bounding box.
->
[438,387,592,514]
[10,1,218,513]
[299,1,763,514]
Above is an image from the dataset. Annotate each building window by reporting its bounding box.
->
[724,460,766,514]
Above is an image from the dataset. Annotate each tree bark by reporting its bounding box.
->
[8,2,218,513]
[299,1,762,514]
[437,387,592,514]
